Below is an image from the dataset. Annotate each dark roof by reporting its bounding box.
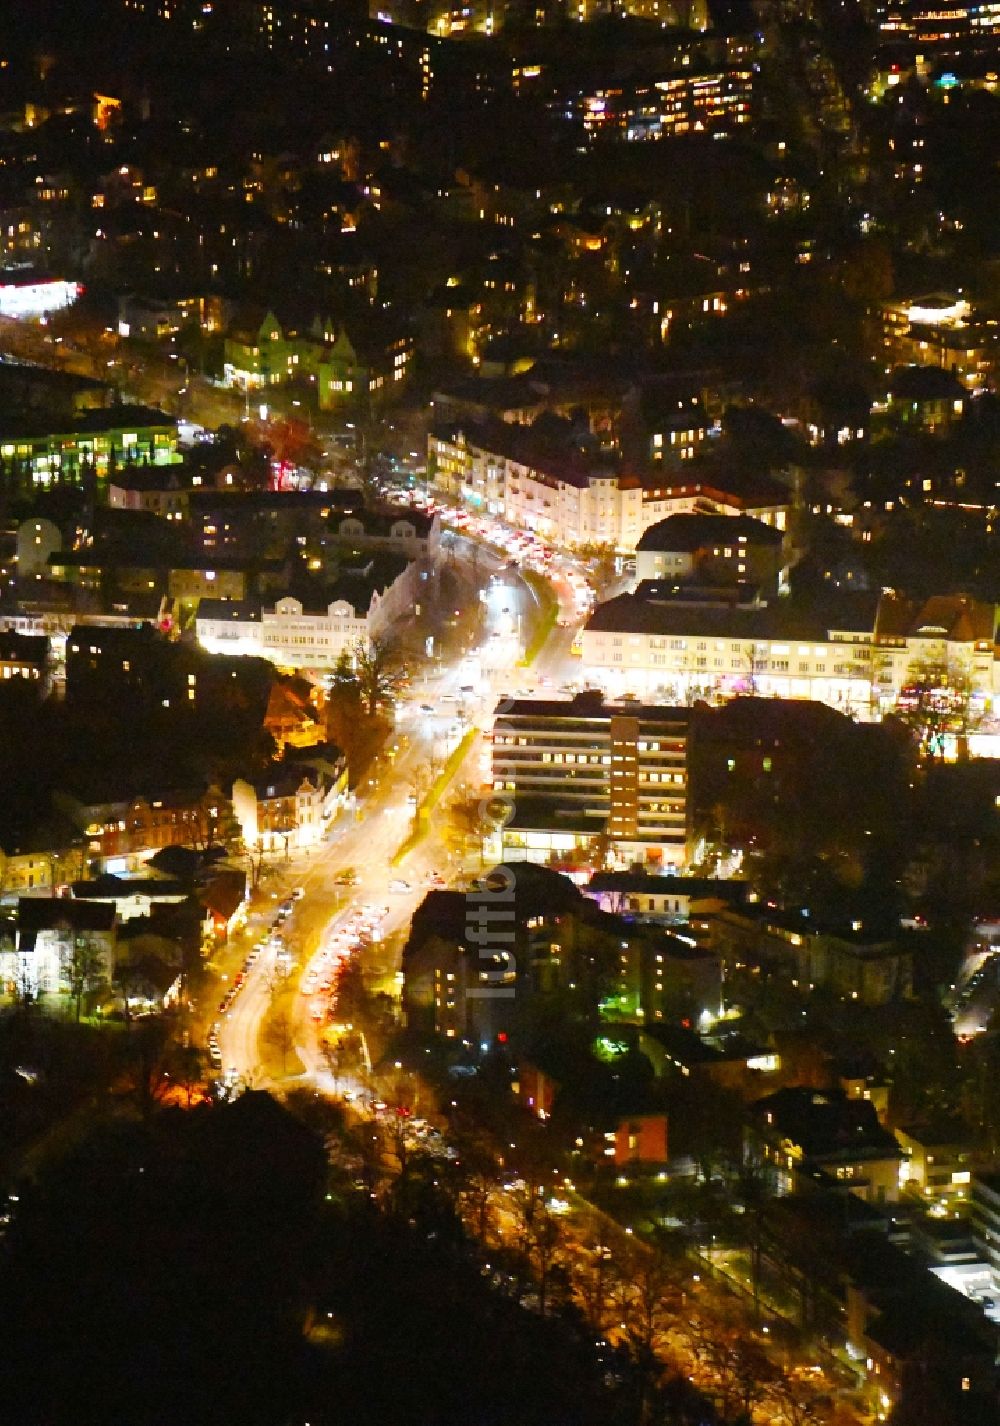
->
[114,953,180,995]
[196,598,261,622]
[71,874,187,900]
[17,897,116,934]
[0,403,176,439]
[586,588,878,640]
[283,741,346,775]
[406,863,582,954]
[331,503,436,537]
[189,489,359,516]
[494,689,691,723]
[588,872,748,903]
[636,467,792,509]
[640,1023,726,1063]
[752,1087,902,1163]
[199,868,247,921]
[635,513,783,553]
[0,631,47,663]
[889,364,965,402]
[250,766,317,799]
[108,467,189,493]
[430,372,548,413]
[147,845,228,881]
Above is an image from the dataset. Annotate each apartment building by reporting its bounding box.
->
[431,421,791,551]
[430,420,631,545]
[882,293,995,394]
[571,66,753,144]
[634,513,785,587]
[196,557,417,669]
[581,585,878,710]
[580,585,1000,714]
[491,690,689,867]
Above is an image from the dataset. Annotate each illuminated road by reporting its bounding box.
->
[216,530,577,1087]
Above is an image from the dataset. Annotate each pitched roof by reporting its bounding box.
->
[889,364,965,401]
[752,1087,902,1163]
[876,592,997,645]
[17,897,116,934]
[636,513,783,553]
[586,588,878,640]
[199,868,247,922]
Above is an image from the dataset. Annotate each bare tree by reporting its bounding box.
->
[264,1007,296,1074]
[895,654,978,759]
[60,934,107,1022]
[526,1201,564,1317]
[352,637,406,719]
[771,1372,823,1426]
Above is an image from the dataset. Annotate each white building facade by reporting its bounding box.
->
[430,425,789,551]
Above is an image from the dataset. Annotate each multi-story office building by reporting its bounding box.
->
[491,690,689,867]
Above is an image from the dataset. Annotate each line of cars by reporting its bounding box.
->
[207,892,303,1067]
[300,902,388,1025]
[390,481,594,625]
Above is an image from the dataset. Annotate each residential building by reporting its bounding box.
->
[565,65,753,144]
[326,506,442,564]
[54,783,230,871]
[15,517,62,576]
[0,897,116,1001]
[401,865,604,1041]
[639,1022,781,1091]
[118,290,230,340]
[607,1113,669,1168]
[222,307,412,409]
[429,420,636,545]
[611,932,724,1023]
[195,557,417,668]
[843,1229,1000,1421]
[107,466,190,521]
[491,690,689,867]
[199,867,250,941]
[48,548,256,603]
[65,624,273,721]
[0,816,84,898]
[896,1123,976,1203]
[583,870,748,921]
[872,591,999,716]
[69,873,190,922]
[430,419,791,549]
[582,583,1000,715]
[882,292,995,393]
[748,1086,903,1204]
[635,472,790,534]
[634,513,785,587]
[581,584,879,709]
[885,364,966,432]
[189,489,359,561]
[0,631,48,682]
[709,904,913,1006]
[624,378,710,466]
[231,757,346,854]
